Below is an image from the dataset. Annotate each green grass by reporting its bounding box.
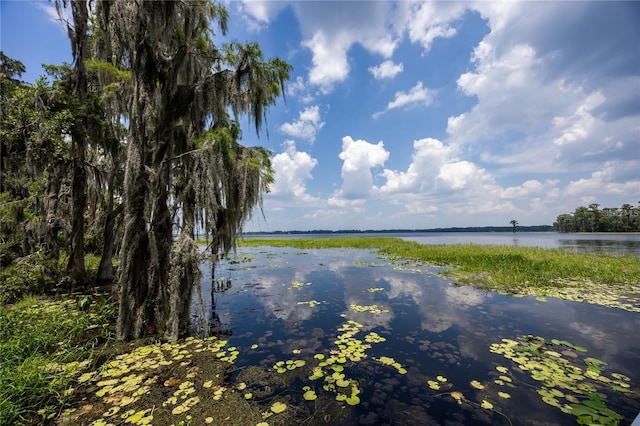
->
[239,237,640,291]
[0,295,116,425]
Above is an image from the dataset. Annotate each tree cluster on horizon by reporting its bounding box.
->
[0,0,291,341]
[553,203,640,233]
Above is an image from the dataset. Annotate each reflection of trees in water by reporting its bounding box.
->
[559,238,640,256]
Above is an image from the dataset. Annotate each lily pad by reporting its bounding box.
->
[470,380,485,390]
[303,390,317,401]
[345,395,360,405]
[270,401,287,414]
[481,400,494,410]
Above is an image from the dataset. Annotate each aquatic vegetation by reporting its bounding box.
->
[349,303,390,314]
[270,401,286,413]
[373,356,408,374]
[489,335,633,425]
[364,331,386,343]
[355,261,386,267]
[427,380,441,390]
[290,280,311,289]
[470,380,485,390]
[481,399,494,410]
[272,358,306,373]
[265,319,397,410]
[241,238,640,312]
[302,387,317,401]
[515,279,640,313]
[450,391,464,404]
[297,300,321,307]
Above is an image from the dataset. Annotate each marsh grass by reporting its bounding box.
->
[240,237,640,292]
[0,295,116,425]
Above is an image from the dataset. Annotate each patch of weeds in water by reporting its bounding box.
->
[489,335,634,425]
[373,356,408,375]
[529,279,640,313]
[297,300,321,307]
[349,303,389,314]
[290,280,311,290]
[261,319,401,415]
[354,261,385,267]
[228,254,255,264]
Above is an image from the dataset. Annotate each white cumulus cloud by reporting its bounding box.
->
[270,140,318,203]
[373,81,433,118]
[500,180,545,199]
[329,136,389,203]
[291,1,401,93]
[279,105,325,143]
[404,1,469,52]
[368,60,404,80]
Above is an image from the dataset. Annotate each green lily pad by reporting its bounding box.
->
[345,395,360,405]
[303,390,317,401]
[481,400,493,409]
[270,401,286,413]
[470,380,485,390]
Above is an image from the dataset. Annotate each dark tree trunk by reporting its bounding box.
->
[166,186,199,341]
[116,132,150,339]
[116,20,154,338]
[148,157,172,335]
[67,132,87,287]
[45,163,64,261]
[66,0,90,288]
[96,201,122,285]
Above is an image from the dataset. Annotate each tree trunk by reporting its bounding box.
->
[67,132,87,287]
[44,163,64,261]
[116,129,150,339]
[96,201,122,285]
[116,18,154,338]
[166,186,200,341]
[148,156,172,335]
[66,0,90,288]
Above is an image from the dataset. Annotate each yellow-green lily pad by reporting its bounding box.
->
[270,401,286,413]
[303,390,317,401]
[481,400,494,410]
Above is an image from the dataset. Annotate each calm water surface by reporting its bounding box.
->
[194,246,640,425]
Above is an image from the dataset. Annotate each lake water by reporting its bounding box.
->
[195,245,640,425]
[244,231,640,256]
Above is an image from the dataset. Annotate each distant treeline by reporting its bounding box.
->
[554,203,640,233]
[243,225,555,236]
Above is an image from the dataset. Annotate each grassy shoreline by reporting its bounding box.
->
[239,237,640,311]
[0,296,116,424]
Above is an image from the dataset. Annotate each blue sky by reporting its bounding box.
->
[2,1,639,231]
